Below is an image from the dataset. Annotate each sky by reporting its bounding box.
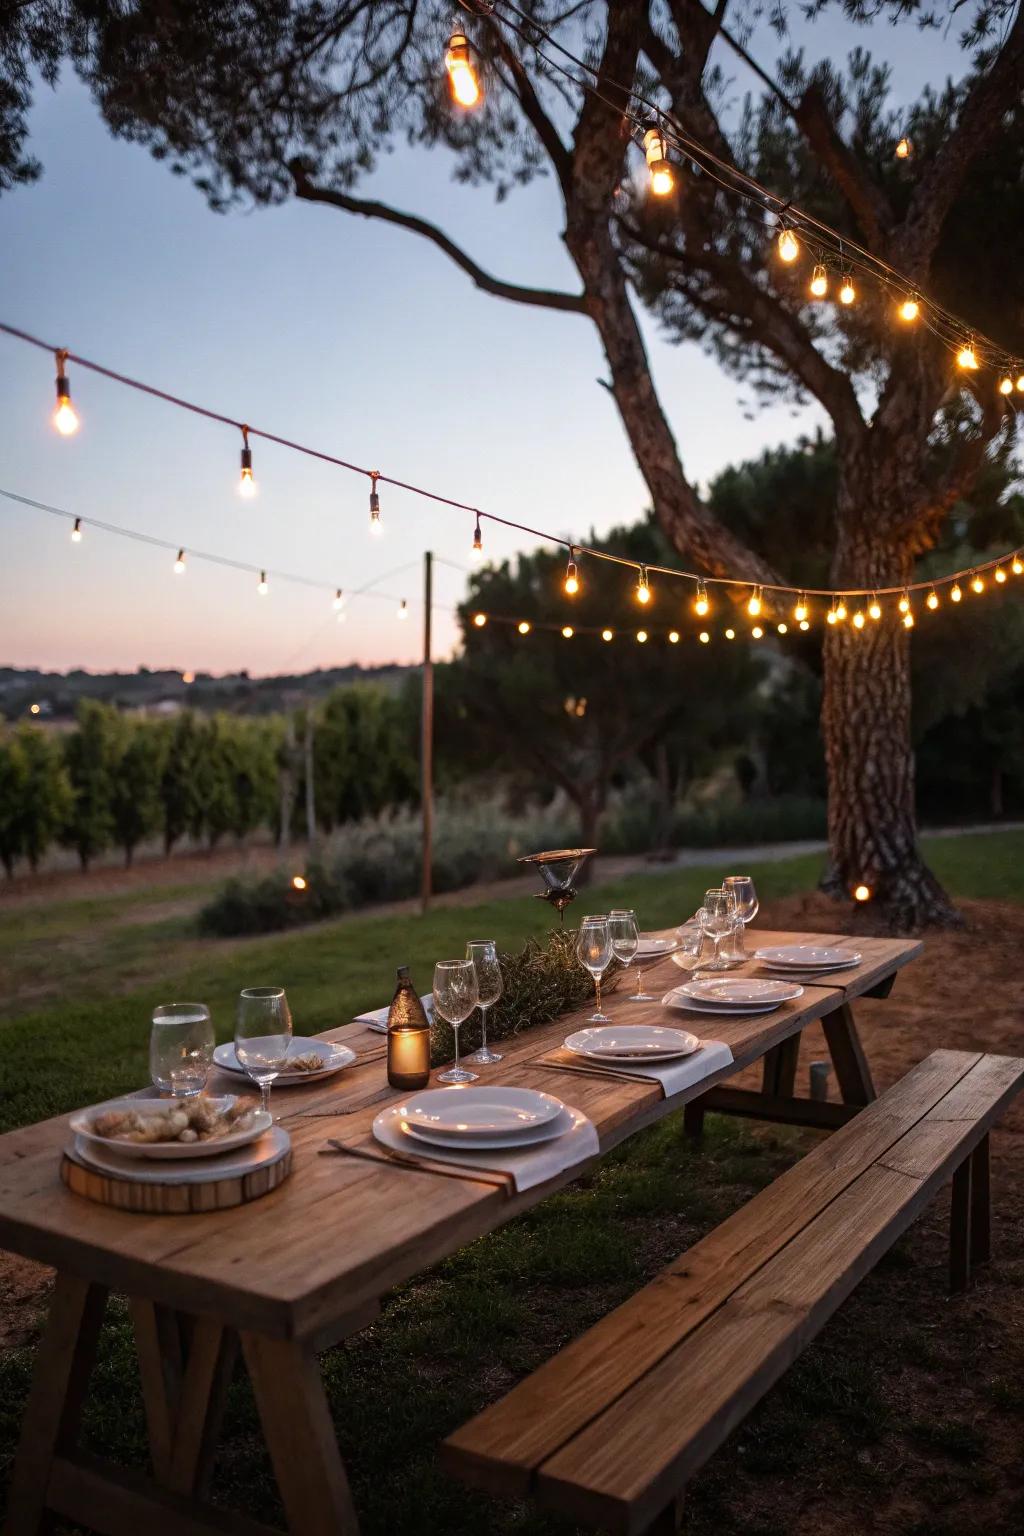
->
[0,7,967,676]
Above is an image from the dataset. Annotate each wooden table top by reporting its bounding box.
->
[0,928,921,1343]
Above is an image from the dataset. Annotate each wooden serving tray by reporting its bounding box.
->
[61,1127,292,1214]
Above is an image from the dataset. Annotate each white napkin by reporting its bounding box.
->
[353,995,434,1033]
[372,1104,598,1194]
[578,1038,734,1102]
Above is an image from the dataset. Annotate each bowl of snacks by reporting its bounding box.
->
[69,1095,270,1160]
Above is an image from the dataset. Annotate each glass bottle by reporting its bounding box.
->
[386,966,432,1090]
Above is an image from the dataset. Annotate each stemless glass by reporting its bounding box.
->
[434,960,480,1084]
[234,987,293,1118]
[150,1003,214,1097]
[701,888,737,971]
[576,914,612,1022]
[724,875,759,926]
[466,940,503,1066]
[608,910,641,998]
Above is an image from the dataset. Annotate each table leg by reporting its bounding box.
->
[761,1035,800,1098]
[3,1274,108,1536]
[131,1300,238,1499]
[242,1333,361,1536]
[822,1003,876,1106]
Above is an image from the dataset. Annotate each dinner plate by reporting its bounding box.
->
[661,988,781,1016]
[564,1024,700,1061]
[635,936,682,959]
[401,1107,574,1152]
[396,1085,564,1139]
[213,1039,356,1083]
[754,944,861,969]
[68,1097,273,1161]
[677,977,803,1006]
[68,1125,290,1183]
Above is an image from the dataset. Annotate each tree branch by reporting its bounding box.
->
[287,160,587,314]
[481,17,573,199]
[792,82,895,251]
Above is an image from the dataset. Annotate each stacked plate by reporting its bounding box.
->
[68,1096,273,1162]
[392,1086,573,1151]
[213,1038,356,1085]
[635,935,682,960]
[663,976,803,1016]
[753,943,861,976]
[564,1024,700,1062]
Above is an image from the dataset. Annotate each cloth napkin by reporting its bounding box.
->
[353,995,434,1033]
[568,1037,734,1102]
[371,1103,598,1194]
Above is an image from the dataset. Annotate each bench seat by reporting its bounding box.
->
[442,1049,1024,1535]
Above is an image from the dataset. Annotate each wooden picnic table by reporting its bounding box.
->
[0,926,920,1536]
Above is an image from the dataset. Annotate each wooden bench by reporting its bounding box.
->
[443,1049,1024,1535]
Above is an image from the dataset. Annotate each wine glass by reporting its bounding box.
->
[724,875,759,926]
[235,987,293,1118]
[466,940,503,1066]
[608,910,641,998]
[576,915,612,1023]
[433,961,480,1084]
[150,1003,213,1098]
[701,888,738,971]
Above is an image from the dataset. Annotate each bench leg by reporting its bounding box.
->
[970,1133,991,1267]
[648,1492,686,1533]
[950,1157,973,1293]
[683,1101,706,1139]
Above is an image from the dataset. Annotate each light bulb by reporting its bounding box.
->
[751,625,764,639]
[174,549,186,575]
[601,628,613,642]
[636,629,648,643]
[53,351,79,435]
[564,564,580,597]
[809,265,828,299]
[239,428,255,497]
[777,227,799,263]
[903,611,915,628]
[794,596,808,622]
[369,475,382,535]
[635,569,651,605]
[643,127,674,197]
[777,622,788,635]
[725,628,735,640]
[445,32,481,108]
[694,583,709,616]
[518,620,531,635]
[799,619,810,631]
[971,573,984,594]
[257,570,268,596]
[839,276,856,306]
[951,583,962,602]
[562,626,574,639]
[397,598,409,620]
[827,609,838,625]
[472,612,487,628]
[333,588,344,611]
[471,518,483,560]
[895,136,912,160]
[995,566,1007,583]
[957,342,978,370]
[1013,556,1023,576]
[853,883,871,902]
[70,517,83,544]
[999,375,1014,395]
[898,593,910,614]
[835,599,847,621]
[291,875,307,892]
[747,587,761,617]
[1017,375,1024,393]
[869,597,881,621]
[926,590,939,609]
[853,611,865,629]
[698,629,710,643]
[898,296,920,323]
[668,630,680,643]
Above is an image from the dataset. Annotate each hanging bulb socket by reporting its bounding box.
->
[642,125,674,197]
[53,350,79,436]
[564,549,580,596]
[747,585,762,617]
[257,570,268,596]
[951,582,962,603]
[694,581,709,617]
[70,516,83,544]
[838,274,856,306]
[333,588,344,611]
[926,589,939,609]
[239,426,255,497]
[794,594,808,622]
[635,566,651,605]
[809,264,828,299]
[777,225,800,263]
[868,595,881,621]
[397,598,409,621]
[471,516,483,558]
[174,548,186,574]
[445,30,482,108]
[369,472,382,535]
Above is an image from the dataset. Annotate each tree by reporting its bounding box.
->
[0,736,28,876]
[439,520,761,849]
[61,699,120,870]
[110,721,165,866]
[17,725,73,872]
[160,712,205,854]
[7,1,1024,922]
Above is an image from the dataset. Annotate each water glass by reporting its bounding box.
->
[609,909,645,1000]
[701,888,738,971]
[723,874,759,926]
[235,987,293,1117]
[576,914,612,1022]
[718,911,747,964]
[150,1003,213,1097]
[434,960,480,1083]
[466,940,503,1065]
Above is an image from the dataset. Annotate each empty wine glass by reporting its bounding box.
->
[466,940,503,1065]
[150,1003,213,1097]
[434,960,480,1083]
[701,888,738,971]
[235,987,293,1118]
[576,914,612,1022]
[724,875,759,926]
[609,910,641,997]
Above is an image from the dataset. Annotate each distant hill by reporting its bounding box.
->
[0,662,416,722]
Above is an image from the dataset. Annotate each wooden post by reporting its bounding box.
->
[421,550,434,913]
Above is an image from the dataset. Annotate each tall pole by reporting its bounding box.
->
[421,550,434,913]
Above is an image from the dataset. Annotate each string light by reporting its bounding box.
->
[898,592,910,614]
[951,582,963,602]
[995,566,1007,584]
[333,588,344,611]
[999,375,1014,395]
[52,350,79,436]
[562,625,574,639]
[898,295,920,323]
[903,610,915,629]
[926,589,939,610]
[799,619,810,631]
[699,630,710,643]
[747,586,762,617]
[794,594,808,622]
[957,340,979,370]
[174,548,186,575]
[70,516,83,543]
[809,265,828,299]
[895,136,912,160]
[444,30,481,108]
[971,571,984,594]
[291,875,307,892]
[777,622,788,634]
[642,126,675,196]
[239,426,255,497]
[601,627,613,641]
[473,611,487,627]
[668,630,680,643]
[751,625,764,639]
[1017,375,1024,393]
[471,516,483,560]
[369,472,382,536]
[835,597,847,621]
[564,550,580,596]
[518,620,531,635]
[694,581,709,616]
[852,610,865,629]
[777,226,800,263]
[869,596,881,621]
[853,883,872,902]
[636,629,648,643]
[397,598,409,620]
[635,566,651,605]
[257,570,268,596]
[838,274,856,306]
[1013,556,1023,576]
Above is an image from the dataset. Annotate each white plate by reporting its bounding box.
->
[661,988,781,1016]
[69,1097,273,1161]
[677,977,803,1006]
[396,1086,564,1139]
[68,1125,290,1183]
[635,936,681,958]
[564,1025,700,1061]
[754,944,861,969]
[213,1039,356,1083]
[401,1107,573,1152]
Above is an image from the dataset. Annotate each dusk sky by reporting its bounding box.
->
[1,11,965,676]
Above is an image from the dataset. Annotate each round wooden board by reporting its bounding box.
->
[60,1138,292,1214]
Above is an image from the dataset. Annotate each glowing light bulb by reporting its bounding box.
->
[668,630,680,643]
[827,609,837,625]
[957,342,978,370]
[70,517,83,544]
[699,631,710,644]
[777,622,788,634]
[835,599,847,621]
[53,351,79,435]
[869,597,881,621]
[473,612,487,628]
[898,593,910,614]
[951,583,962,603]
[995,567,1007,584]
[799,619,810,631]
[445,32,481,108]
[174,549,186,575]
[239,428,255,497]
[853,611,865,629]
[694,583,709,616]
[601,628,613,642]
[725,628,735,640]
[926,590,939,610]
[895,136,912,160]
[853,883,871,902]
[643,127,674,197]
[518,620,531,635]
[397,598,409,620]
[564,554,580,596]
[333,588,344,611]
[747,587,762,617]
[971,573,984,594]
[839,276,856,306]
[903,611,915,629]
[809,265,828,299]
[999,375,1014,395]
[369,474,382,535]
[292,875,307,892]
[562,625,574,639]
[471,518,483,561]
[751,625,764,639]
[182,671,195,685]
[777,227,800,263]
[794,596,808,622]
[636,629,648,643]
[1013,556,1023,576]
[257,570,268,596]
[635,568,651,605]
[898,296,920,323]
[1017,375,1024,393]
